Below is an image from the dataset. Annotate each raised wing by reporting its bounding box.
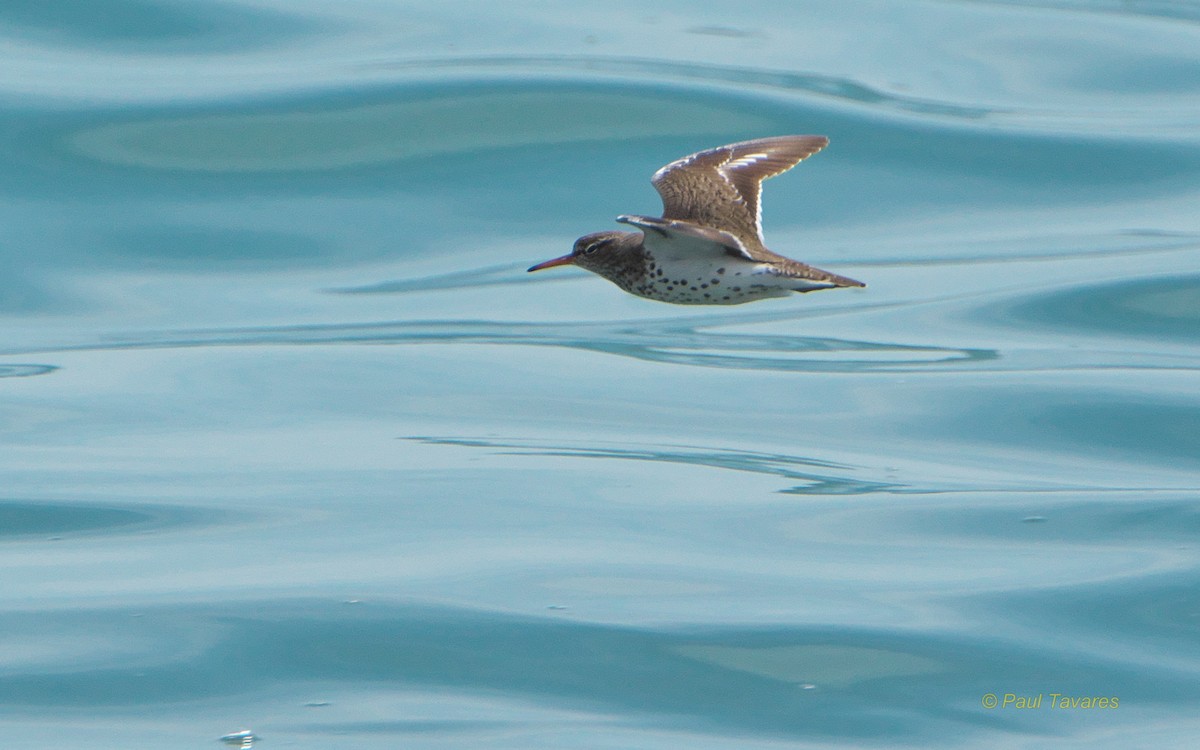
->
[650,135,828,250]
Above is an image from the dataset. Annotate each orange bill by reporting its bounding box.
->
[526,254,575,272]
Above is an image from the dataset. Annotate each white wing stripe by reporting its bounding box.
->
[722,153,769,171]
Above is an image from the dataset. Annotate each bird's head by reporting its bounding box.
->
[527,232,633,275]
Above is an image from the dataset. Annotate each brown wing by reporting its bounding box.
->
[650,135,829,253]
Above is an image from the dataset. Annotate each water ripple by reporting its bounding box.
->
[354,55,1200,134]
[407,436,1180,495]
[362,55,998,120]
[990,274,1200,344]
[409,436,905,496]
[9,259,1200,373]
[9,295,1200,374]
[0,363,57,379]
[331,263,533,296]
[0,600,1195,742]
[10,312,993,374]
[957,0,1200,24]
[0,0,314,53]
[0,499,211,541]
[64,86,775,173]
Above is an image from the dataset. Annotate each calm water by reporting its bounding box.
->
[2,1,1199,747]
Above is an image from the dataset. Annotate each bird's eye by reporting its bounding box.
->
[584,245,598,255]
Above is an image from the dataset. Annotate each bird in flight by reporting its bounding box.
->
[528,135,863,304]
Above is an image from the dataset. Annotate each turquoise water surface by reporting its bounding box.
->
[2,1,1199,747]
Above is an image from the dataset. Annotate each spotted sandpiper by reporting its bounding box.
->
[528,135,863,304]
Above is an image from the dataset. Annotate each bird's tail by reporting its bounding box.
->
[790,268,865,293]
